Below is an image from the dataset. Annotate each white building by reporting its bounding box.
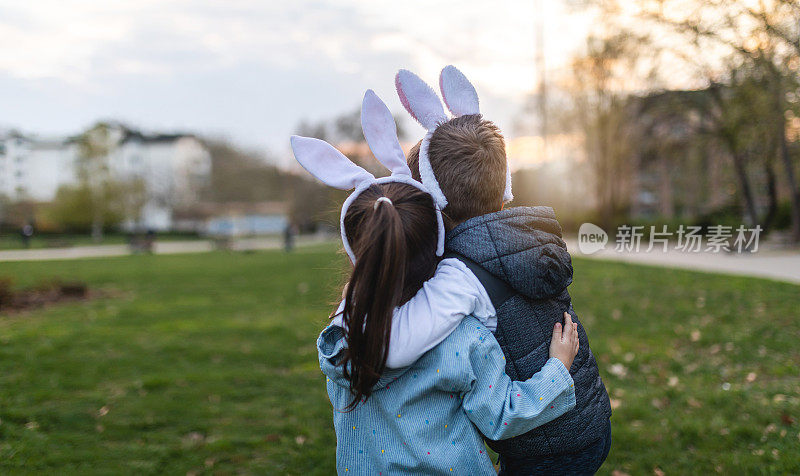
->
[0,124,211,231]
[0,133,77,202]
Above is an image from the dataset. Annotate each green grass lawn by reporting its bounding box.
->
[0,247,798,474]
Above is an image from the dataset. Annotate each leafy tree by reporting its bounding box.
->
[49,123,149,237]
[73,123,116,241]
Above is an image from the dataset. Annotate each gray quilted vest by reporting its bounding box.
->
[446,206,612,458]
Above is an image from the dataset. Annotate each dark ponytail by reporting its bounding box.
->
[339,182,438,409]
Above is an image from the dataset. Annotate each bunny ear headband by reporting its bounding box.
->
[395,65,513,209]
[290,90,445,263]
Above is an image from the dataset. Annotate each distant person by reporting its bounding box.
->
[396,66,611,474]
[294,90,579,474]
[283,223,297,252]
[20,223,34,249]
[144,229,156,254]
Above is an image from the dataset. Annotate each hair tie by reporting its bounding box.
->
[373,196,393,210]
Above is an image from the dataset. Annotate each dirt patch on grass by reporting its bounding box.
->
[0,277,110,315]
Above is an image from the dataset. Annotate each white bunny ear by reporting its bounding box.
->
[395,69,447,131]
[361,90,412,177]
[290,135,375,190]
[439,65,480,117]
[503,165,513,202]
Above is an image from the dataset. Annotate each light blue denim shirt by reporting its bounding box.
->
[318,316,576,475]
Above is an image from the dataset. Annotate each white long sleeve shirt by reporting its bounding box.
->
[331,258,496,368]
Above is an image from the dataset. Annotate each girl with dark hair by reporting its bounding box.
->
[292,90,579,474]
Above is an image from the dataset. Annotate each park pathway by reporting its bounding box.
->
[0,236,328,263]
[564,238,800,284]
[3,235,798,285]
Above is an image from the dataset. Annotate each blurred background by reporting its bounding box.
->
[3,0,799,245]
[1,1,798,475]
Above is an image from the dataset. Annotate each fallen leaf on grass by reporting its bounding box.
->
[609,364,628,378]
[780,413,795,426]
[687,397,702,408]
[651,397,669,410]
[182,432,205,447]
[654,468,665,476]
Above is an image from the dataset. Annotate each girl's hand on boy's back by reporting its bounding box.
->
[549,312,579,371]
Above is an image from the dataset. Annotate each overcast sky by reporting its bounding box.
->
[0,0,595,164]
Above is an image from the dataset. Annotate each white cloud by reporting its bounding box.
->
[0,0,595,149]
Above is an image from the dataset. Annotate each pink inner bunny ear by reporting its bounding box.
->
[395,69,447,130]
[290,135,374,190]
[361,90,412,177]
[439,65,480,117]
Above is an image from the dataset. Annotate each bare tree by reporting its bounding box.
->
[565,33,644,227]
[634,0,800,238]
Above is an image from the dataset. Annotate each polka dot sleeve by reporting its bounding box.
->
[461,325,576,440]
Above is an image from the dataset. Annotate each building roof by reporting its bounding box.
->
[120,129,198,145]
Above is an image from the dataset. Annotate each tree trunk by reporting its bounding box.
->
[762,160,778,234]
[658,154,674,218]
[777,122,800,241]
[731,150,759,227]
